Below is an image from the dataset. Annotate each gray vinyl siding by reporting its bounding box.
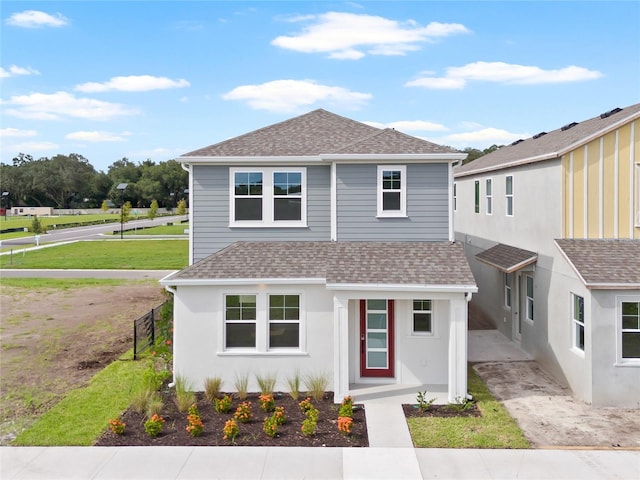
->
[192,165,331,262]
[336,163,449,241]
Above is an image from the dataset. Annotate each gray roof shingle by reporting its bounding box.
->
[164,241,476,288]
[182,109,458,158]
[455,103,640,177]
[555,239,640,288]
[475,243,538,273]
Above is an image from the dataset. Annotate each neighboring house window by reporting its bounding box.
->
[412,300,433,335]
[377,165,406,217]
[453,182,457,211]
[572,294,585,352]
[485,178,493,215]
[525,275,534,321]
[268,294,300,348]
[504,272,512,308]
[230,167,306,227]
[506,175,514,216]
[474,180,480,213]
[620,299,640,361]
[225,295,257,348]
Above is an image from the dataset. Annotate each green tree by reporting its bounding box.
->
[149,199,158,221]
[120,201,132,225]
[100,200,109,212]
[176,198,187,216]
[30,215,46,234]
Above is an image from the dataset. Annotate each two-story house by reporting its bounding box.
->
[454,103,640,407]
[160,109,477,403]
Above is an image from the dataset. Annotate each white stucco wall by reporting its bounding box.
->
[171,283,335,392]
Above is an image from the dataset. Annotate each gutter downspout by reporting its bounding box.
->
[163,285,177,388]
[180,162,194,265]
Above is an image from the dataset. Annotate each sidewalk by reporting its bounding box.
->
[2,446,638,479]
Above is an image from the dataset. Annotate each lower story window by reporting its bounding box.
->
[621,300,640,360]
[269,294,300,348]
[525,275,534,321]
[412,300,433,335]
[225,295,256,348]
[572,294,585,351]
[504,273,512,308]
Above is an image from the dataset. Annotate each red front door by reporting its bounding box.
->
[359,299,394,378]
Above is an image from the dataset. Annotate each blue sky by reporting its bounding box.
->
[1,1,639,173]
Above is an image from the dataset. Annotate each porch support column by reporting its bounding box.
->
[333,294,349,403]
[448,295,469,403]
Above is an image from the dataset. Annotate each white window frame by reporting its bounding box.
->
[268,294,301,350]
[224,294,257,350]
[377,165,407,217]
[506,175,514,216]
[571,293,585,353]
[504,272,512,309]
[412,299,434,336]
[453,182,457,212]
[229,167,307,228]
[485,178,493,215]
[525,275,534,322]
[617,295,640,365]
[221,291,305,354]
[474,180,480,214]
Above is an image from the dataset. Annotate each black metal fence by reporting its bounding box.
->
[133,303,164,360]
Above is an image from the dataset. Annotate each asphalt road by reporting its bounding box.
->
[0,215,187,246]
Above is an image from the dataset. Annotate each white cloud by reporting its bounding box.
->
[0,65,40,78]
[222,79,371,113]
[432,127,529,149]
[6,10,69,28]
[272,12,470,60]
[407,61,603,89]
[0,128,37,138]
[75,75,190,93]
[9,141,59,152]
[364,120,448,132]
[66,131,131,142]
[2,91,138,120]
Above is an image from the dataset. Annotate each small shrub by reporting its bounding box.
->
[259,394,275,412]
[214,394,232,414]
[263,416,278,438]
[130,388,158,414]
[144,414,165,437]
[234,373,249,400]
[223,419,239,443]
[234,401,252,423]
[186,404,204,437]
[303,372,329,401]
[204,377,223,402]
[338,396,353,418]
[449,396,474,412]
[417,391,436,413]
[286,370,301,400]
[108,418,126,435]
[301,418,317,436]
[273,406,286,425]
[255,372,277,395]
[174,375,196,413]
[298,397,314,414]
[337,416,353,435]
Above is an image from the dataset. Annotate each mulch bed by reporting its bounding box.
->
[402,402,481,418]
[95,389,368,447]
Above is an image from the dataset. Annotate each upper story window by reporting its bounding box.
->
[506,175,514,216]
[377,165,407,217]
[474,180,480,213]
[230,167,306,227]
[485,178,493,215]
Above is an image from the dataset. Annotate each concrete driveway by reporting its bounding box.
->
[468,330,640,449]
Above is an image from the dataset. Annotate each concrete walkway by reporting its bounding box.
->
[2,446,638,479]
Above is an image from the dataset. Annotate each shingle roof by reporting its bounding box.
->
[163,241,476,289]
[455,103,640,177]
[475,243,538,273]
[182,109,458,158]
[555,239,640,288]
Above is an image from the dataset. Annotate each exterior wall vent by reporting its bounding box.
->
[561,122,578,131]
[510,139,524,146]
[532,131,547,139]
[600,107,622,119]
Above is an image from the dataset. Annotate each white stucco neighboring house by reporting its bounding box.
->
[161,109,477,402]
[454,103,640,407]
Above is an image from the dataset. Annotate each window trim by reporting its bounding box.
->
[474,180,480,214]
[268,294,301,350]
[224,294,257,350]
[525,275,534,322]
[506,175,514,217]
[453,182,457,212]
[377,165,407,217]
[571,293,585,354]
[504,272,512,309]
[412,299,434,336]
[229,167,307,228]
[617,296,640,365]
[485,178,493,215]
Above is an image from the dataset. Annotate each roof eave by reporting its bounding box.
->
[322,153,466,163]
[177,155,323,164]
[476,256,538,273]
[160,277,326,286]
[326,283,478,293]
[583,283,640,290]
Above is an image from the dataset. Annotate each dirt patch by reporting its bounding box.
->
[0,283,165,444]
[473,361,640,449]
[94,390,368,447]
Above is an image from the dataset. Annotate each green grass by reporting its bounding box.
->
[0,277,157,289]
[118,224,188,236]
[0,214,120,233]
[0,240,188,269]
[406,364,531,449]
[12,352,150,446]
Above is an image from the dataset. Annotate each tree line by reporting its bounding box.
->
[0,153,188,209]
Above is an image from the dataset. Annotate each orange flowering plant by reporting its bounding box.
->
[108,418,126,435]
[337,416,353,435]
[186,404,204,437]
[144,414,165,437]
[258,394,275,412]
[223,419,239,443]
[233,401,252,423]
